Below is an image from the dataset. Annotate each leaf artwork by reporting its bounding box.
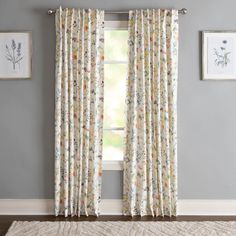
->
[214,40,231,68]
[5,39,23,70]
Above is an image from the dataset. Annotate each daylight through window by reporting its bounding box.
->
[103,28,128,161]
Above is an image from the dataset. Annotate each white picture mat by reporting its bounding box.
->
[0,32,31,79]
[203,32,236,80]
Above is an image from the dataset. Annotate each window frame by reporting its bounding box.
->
[102,20,128,171]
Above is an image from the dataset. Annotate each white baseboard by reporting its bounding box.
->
[100,199,123,215]
[0,199,122,215]
[178,199,236,216]
[0,199,54,215]
[1,199,236,215]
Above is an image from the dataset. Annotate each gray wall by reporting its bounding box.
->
[0,0,236,199]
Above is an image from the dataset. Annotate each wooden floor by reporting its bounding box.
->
[1,215,236,236]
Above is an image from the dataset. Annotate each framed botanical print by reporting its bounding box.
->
[0,31,32,79]
[202,31,236,80]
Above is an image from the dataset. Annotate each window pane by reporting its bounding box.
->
[104,64,127,128]
[103,130,124,161]
[105,30,128,61]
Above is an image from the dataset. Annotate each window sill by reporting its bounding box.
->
[102,160,123,171]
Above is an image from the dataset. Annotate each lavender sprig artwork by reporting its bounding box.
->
[0,32,31,79]
[214,40,231,68]
[5,39,23,70]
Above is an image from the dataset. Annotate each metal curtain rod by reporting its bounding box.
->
[47,8,187,15]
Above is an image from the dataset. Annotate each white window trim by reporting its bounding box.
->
[102,160,123,171]
[105,20,128,30]
[103,20,128,171]
[104,60,127,64]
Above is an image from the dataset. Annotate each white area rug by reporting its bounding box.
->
[6,221,236,236]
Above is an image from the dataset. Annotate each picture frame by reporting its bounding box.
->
[202,31,236,80]
[0,31,32,79]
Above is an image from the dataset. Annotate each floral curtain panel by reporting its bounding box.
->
[55,7,104,217]
[123,9,179,216]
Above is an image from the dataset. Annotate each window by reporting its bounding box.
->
[103,21,128,170]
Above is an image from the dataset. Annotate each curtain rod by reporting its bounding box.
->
[47,8,187,15]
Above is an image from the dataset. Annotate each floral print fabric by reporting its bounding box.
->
[55,7,104,217]
[123,9,179,216]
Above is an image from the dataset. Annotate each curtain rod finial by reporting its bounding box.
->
[180,8,187,15]
[47,9,55,15]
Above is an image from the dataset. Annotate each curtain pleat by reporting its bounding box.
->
[55,7,104,217]
[124,9,178,217]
